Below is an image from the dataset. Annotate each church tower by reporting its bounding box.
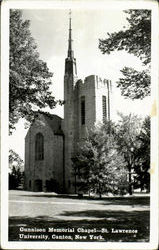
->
[63,11,112,193]
[63,11,78,192]
[24,11,112,194]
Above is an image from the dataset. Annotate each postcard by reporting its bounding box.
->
[1,0,159,249]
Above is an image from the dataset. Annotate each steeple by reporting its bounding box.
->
[68,10,74,58]
[65,10,77,75]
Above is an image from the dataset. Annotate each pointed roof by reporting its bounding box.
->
[29,111,64,136]
[67,9,74,59]
[42,113,63,135]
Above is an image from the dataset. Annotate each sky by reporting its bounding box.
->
[9,8,151,160]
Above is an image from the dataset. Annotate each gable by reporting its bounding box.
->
[25,112,63,141]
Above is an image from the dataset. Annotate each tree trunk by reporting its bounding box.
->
[128,165,132,195]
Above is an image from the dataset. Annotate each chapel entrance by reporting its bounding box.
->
[34,179,42,192]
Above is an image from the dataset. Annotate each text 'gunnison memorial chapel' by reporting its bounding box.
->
[24,14,112,194]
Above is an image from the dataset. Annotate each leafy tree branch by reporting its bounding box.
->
[99,10,151,99]
[9,10,58,134]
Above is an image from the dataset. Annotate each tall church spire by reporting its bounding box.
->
[68,10,74,58]
[65,10,77,75]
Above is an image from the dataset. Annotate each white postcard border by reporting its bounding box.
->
[1,0,159,249]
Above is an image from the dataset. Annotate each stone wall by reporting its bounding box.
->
[24,114,64,192]
[95,77,111,123]
[74,75,111,140]
[63,73,78,193]
[24,74,112,194]
[75,75,96,140]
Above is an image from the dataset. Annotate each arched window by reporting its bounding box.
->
[35,133,44,160]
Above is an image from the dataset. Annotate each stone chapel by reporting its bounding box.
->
[24,15,112,193]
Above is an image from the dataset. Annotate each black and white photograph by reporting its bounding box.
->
[1,0,158,249]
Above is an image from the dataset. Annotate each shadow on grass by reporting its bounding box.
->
[59,209,149,222]
[100,196,150,206]
[9,209,149,242]
[19,194,150,206]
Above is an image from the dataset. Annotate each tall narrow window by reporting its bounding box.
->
[81,96,85,125]
[35,133,44,160]
[102,95,107,122]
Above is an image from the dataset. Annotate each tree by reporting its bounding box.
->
[99,10,151,99]
[9,149,24,189]
[72,114,150,197]
[134,116,150,191]
[115,113,150,194]
[9,10,58,134]
[117,67,150,99]
[115,113,142,194]
[72,121,128,198]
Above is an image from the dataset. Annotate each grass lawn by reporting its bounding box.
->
[9,191,150,242]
